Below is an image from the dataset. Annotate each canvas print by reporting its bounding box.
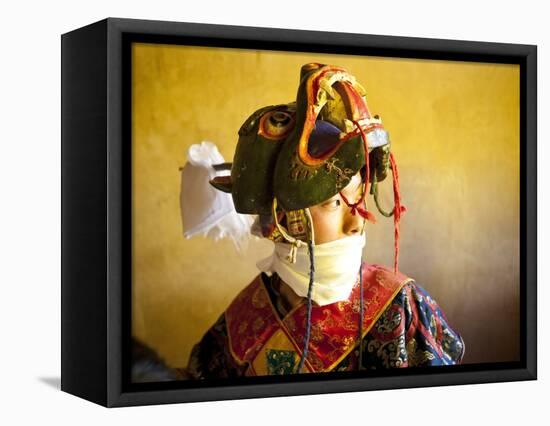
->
[129,43,520,383]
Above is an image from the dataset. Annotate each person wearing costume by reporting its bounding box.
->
[180,63,465,379]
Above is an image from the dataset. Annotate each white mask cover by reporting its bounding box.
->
[256,234,366,307]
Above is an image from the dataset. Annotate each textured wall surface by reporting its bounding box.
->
[132,43,520,368]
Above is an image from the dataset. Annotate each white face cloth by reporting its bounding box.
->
[256,234,366,307]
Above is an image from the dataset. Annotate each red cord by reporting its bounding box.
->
[339,120,376,223]
[389,151,406,273]
[339,121,406,274]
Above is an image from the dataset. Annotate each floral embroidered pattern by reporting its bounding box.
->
[359,282,465,370]
[186,264,465,378]
[266,349,296,375]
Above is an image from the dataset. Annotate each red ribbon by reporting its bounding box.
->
[338,120,406,274]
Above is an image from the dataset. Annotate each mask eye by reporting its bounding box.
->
[258,110,295,140]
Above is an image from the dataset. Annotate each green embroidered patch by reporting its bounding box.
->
[266,349,296,375]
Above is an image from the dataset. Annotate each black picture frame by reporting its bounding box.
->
[61,17,537,407]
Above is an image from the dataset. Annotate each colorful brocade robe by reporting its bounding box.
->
[186,263,465,378]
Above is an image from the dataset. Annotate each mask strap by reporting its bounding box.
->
[271,198,307,263]
[371,172,394,217]
[271,198,316,374]
[295,207,315,374]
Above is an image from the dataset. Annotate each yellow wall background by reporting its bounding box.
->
[132,43,520,368]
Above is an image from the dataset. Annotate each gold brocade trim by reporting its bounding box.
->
[225,277,270,367]
[260,268,413,373]
[257,275,316,372]
[226,275,313,372]
[225,271,413,374]
[321,277,414,372]
[225,310,250,367]
[251,329,313,375]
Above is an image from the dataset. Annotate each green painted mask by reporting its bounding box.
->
[210,63,392,215]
